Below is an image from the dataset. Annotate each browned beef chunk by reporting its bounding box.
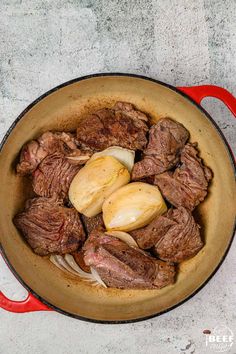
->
[130,212,175,250]
[32,153,81,200]
[83,231,175,289]
[154,208,203,262]
[38,131,78,151]
[138,175,156,185]
[16,140,48,176]
[155,143,213,210]
[113,101,148,121]
[13,197,85,256]
[81,214,104,234]
[132,118,189,180]
[16,131,91,175]
[76,102,149,151]
[131,207,203,263]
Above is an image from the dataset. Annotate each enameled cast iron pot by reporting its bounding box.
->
[0,74,235,323]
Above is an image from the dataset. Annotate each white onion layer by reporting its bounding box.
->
[50,254,107,288]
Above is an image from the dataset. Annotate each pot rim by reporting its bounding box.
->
[0,72,235,324]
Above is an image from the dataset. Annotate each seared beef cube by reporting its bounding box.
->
[81,214,104,234]
[16,131,91,175]
[155,143,213,210]
[83,231,175,289]
[76,102,149,151]
[132,118,189,180]
[131,207,203,263]
[16,140,48,176]
[113,101,149,121]
[38,131,78,152]
[32,153,81,200]
[130,212,175,250]
[14,197,85,256]
[154,208,203,262]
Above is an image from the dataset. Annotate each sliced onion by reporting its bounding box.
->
[105,230,138,248]
[50,254,107,288]
[90,267,107,288]
[66,155,90,162]
[64,254,92,279]
[50,255,67,272]
[50,255,78,275]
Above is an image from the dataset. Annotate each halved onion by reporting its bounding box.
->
[50,254,107,288]
[105,230,138,248]
[69,156,130,217]
[87,146,135,172]
[103,182,167,231]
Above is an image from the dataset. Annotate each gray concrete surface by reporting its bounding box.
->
[0,0,235,353]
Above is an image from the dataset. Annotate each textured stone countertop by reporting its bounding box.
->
[0,1,235,353]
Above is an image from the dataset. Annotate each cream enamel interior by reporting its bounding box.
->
[0,75,235,322]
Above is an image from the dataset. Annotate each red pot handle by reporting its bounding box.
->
[177,85,236,117]
[0,252,51,313]
[0,291,51,313]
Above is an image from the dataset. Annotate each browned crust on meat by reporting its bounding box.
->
[131,207,203,263]
[32,153,81,200]
[132,118,189,180]
[83,231,175,289]
[76,102,149,151]
[14,197,85,256]
[154,143,213,210]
